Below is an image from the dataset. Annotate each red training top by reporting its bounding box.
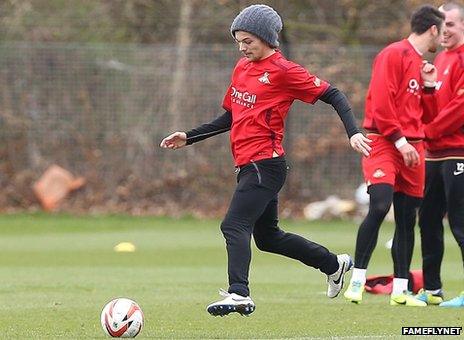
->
[363,39,433,142]
[222,51,329,166]
[424,43,464,159]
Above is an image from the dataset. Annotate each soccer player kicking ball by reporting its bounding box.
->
[416,2,464,308]
[160,4,371,316]
[343,5,445,306]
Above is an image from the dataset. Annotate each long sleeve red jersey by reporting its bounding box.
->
[363,39,431,142]
[424,44,464,159]
[222,51,329,166]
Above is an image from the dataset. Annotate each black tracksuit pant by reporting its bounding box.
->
[419,159,464,290]
[220,156,339,297]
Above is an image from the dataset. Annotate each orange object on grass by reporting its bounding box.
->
[33,165,86,211]
[365,270,424,294]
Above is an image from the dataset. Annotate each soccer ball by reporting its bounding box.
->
[100,298,144,338]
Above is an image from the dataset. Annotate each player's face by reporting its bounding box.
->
[234,31,271,61]
[441,8,464,50]
[428,23,444,53]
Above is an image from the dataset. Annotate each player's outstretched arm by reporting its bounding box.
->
[185,111,232,145]
[319,85,371,156]
[159,111,232,150]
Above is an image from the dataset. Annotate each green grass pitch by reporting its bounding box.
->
[0,213,462,338]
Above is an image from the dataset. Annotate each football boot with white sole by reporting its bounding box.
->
[207,289,255,316]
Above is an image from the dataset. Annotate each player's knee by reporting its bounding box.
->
[369,200,391,218]
[253,233,274,252]
[220,219,233,236]
[220,217,251,240]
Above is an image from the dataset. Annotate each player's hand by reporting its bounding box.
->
[398,142,420,167]
[160,132,187,150]
[350,132,372,157]
[421,61,437,84]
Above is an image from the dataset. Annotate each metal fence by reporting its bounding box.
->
[0,42,381,216]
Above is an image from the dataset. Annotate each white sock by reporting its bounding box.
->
[351,268,367,284]
[392,278,408,296]
[426,289,442,295]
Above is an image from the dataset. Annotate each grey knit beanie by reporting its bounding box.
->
[230,4,283,48]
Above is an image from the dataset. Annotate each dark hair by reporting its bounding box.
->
[410,5,445,34]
